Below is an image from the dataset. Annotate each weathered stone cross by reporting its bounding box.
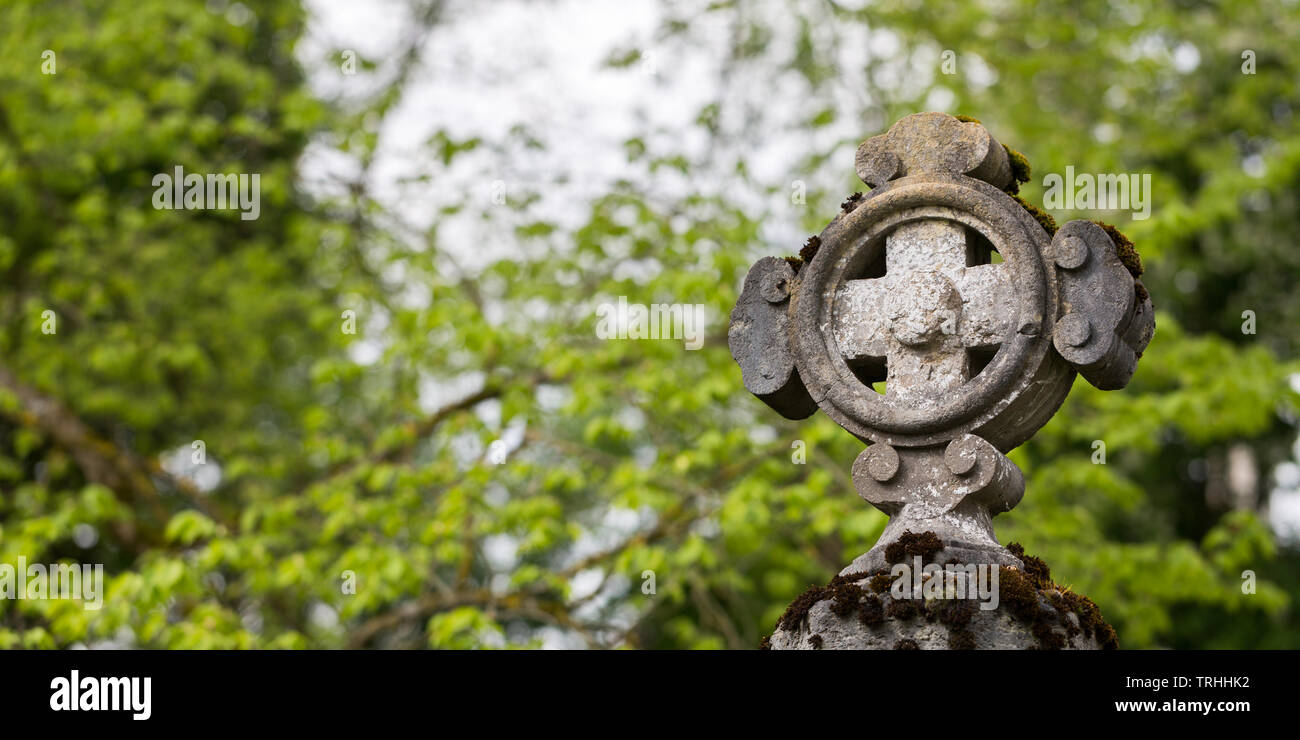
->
[729,112,1155,575]
[834,219,1014,404]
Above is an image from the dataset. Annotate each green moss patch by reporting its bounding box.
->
[1092,220,1143,278]
[1013,195,1058,236]
[1003,145,1032,195]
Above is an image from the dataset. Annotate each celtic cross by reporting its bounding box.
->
[835,219,1014,404]
[729,112,1154,573]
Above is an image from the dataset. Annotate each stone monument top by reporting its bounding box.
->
[729,112,1153,648]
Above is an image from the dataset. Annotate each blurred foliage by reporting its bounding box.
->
[0,0,1298,649]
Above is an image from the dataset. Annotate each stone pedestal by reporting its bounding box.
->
[764,536,1117,650]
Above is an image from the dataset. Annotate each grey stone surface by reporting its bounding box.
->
[1050,221,1155,390]
[728,256,817,419]
[855,111,1013,190]
[767,574,1106,651]
[727,112,1154,649]
[846,433,1025,574]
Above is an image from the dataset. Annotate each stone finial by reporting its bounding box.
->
[728,112,1153,649]
[855,112,1013,189]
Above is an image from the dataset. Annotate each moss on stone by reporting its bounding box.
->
[995,143,1058,240]
[1135,280,1150,305]
[1002,543,1120,650]
[1004,145,1032,194]
[770,542,1119,651]
[936,596,976,629]
[776,570,872,632]
[947,628,977,650]
[886,596,921,621]
[1046,591,1083,638]
[829,581,866,618]
[1092,220,1143,278]
[800,235,822,263]
[1013,194,1059,235]
[998,566,1042,623]
[1095,620,1120,649]
[776,582,830,632]
[859,594,884,626]
[1032,618,1067,650]
[1007,542,1052,590]
[884,530,944,564]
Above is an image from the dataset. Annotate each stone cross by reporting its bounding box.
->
[729,112,1154,574]
[835,219,1013,405]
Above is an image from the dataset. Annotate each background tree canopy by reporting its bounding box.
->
[1,0,1298,649]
